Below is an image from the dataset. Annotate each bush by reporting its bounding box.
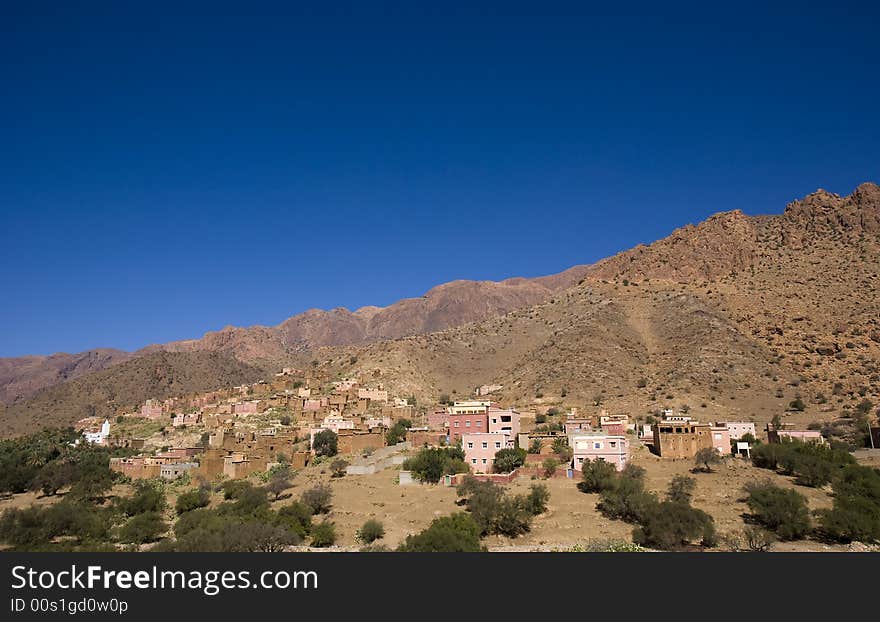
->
[330,459,349,478]
[597,465,656,524]
[744,482,811,540]
[666,475,696,505]
[175,488,211,515]
[310,521,337,547]
[118,512,167,545]
[816,465,880,543]
[633,501,716,550]
[577,460,618,493]
[542,457,560,478]
[118,481,166,516]
[493,447,526,473]
[266,474,292,500]
[456,477,548,537]
[397,513,484,552]
[524,484,550,516]
[312,430,338,457]
[300,484,333,514]
[403,447,469,483]
[356,519,385,544]
[385,419,412,445]
[275,501,313,539]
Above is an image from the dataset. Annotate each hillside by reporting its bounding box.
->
[0,265,589,405]
[1,351,268,437]
[315,183,880,429]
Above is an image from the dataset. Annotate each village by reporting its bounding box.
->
[73,366,838,486]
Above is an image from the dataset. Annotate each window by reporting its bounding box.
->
[491,418,497,424]
[454,421,460,427]
[482,442,488,449]
[609,442,616,448]
[475,420,482,426]
[467,442,473,449]
[594,442,602,449]
[482,458,487,464]
[471,458,476,464]
[466,420,471,427]
[495,442,501,449]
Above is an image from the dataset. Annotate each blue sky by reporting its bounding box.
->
[2,2,878,356]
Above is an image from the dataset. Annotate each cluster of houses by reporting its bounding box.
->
[72,365,839,485]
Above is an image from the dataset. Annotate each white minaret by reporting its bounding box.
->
[100,419,110,439]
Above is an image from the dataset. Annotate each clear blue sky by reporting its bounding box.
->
[2,2,878,356]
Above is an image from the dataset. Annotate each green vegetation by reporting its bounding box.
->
[309,520,337,547]
[175,488,211,514]
[751,440,856,487]
[402,446,469,483]
[356,519,385,544]
[385,418,412,445]
[493,447,526,473]
[577,460,618,493]
[455,477,549,537]
[593,464,716,550]
[816,465,880,544]
[312,429,338,457]
[744,481,811,540]
[397,513,484,552]
[300,483,333,514]
[693,447,722,473]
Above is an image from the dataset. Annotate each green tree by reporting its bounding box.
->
[397,513,484,552]
[667,475,697,504]
[356,519,385,544]
[745,482,811,540]
[493,447,526,473]
[694,447,722,473]
[310,521,337,547]
[118,512,167,545]
[300,484,333,514]
[577,460,618,493]
[312,430,338,457]
[175,489,211,515]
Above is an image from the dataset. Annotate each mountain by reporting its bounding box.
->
[0,265,590,406]
[0,349,132,405]
[4,183,878,436]
[315,183,880,428]
[0,351,268,437]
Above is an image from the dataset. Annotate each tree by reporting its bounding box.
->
[528,439,542,454]
[744,482,811,540]
[266,473,292,500]
[402,447,468,483]
[524,484,550,516]
[275,501,313,540]
[667,475,697,504]
[577,460,618,493]
[175,489,211,515]
[330,459,349,478]
[397,513,484,552]
[493,447,526,474]
[356,519,385,544]
[310,521,337,547]
[694,448,722,473]
[226,521,300,552]
[118,512,167,545]
[633,501,716,550]
[119,481,166,516]
[551,436,572,461]
[542,457,560,479]
[312,430,338,457]
[300,484,333,514]
[386,419,412,445]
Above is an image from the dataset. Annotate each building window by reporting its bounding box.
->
[482,459,487,464]
[454,421,459,427]
[482,442,488,449]
[467,442,473,449]
[466,420,471,427]
[495,442,501,448]
[476,420,482,426]
[594,442,602,449]
[471,458,477,464]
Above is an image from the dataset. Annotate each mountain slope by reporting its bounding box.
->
[1,352,268,437]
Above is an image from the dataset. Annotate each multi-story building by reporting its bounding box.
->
[462,432,511,473]
[570,433,629,471]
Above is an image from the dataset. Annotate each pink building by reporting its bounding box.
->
[719,421,757,440]
[303,398,324,412]
[358,388,388,402]
[462,432,511,474]
[233,400,261,415]
[767,425,826,445]
[570,433,628,471]
[427,409,448,431]
[488,407,521,438]
[448,412,489,443]
[710,426,731,454]
[140,399,164,420]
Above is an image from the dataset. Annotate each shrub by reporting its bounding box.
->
[118,512,167,545]
[265,474,292,500]
[118,481,166,516]
[312,430,338,457]
[300,484,333,514]
[577,460,618,493]
[493,447,526,473]
[456,477,547,537]
[226,521,300,552]
[667,475,697,505]
[633,501,716,550]
[175,488,211,515]
[524,484,550,516]
[356,519,385,544]
[310,521,337,547]
[542,457,560,479]
[275,501,313,539]
[385,419,412,445]
[744,482,811,540]
[397,513,484,552]
[330,459,349,478]
[403,447,469,483]
[816,465,880,543]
